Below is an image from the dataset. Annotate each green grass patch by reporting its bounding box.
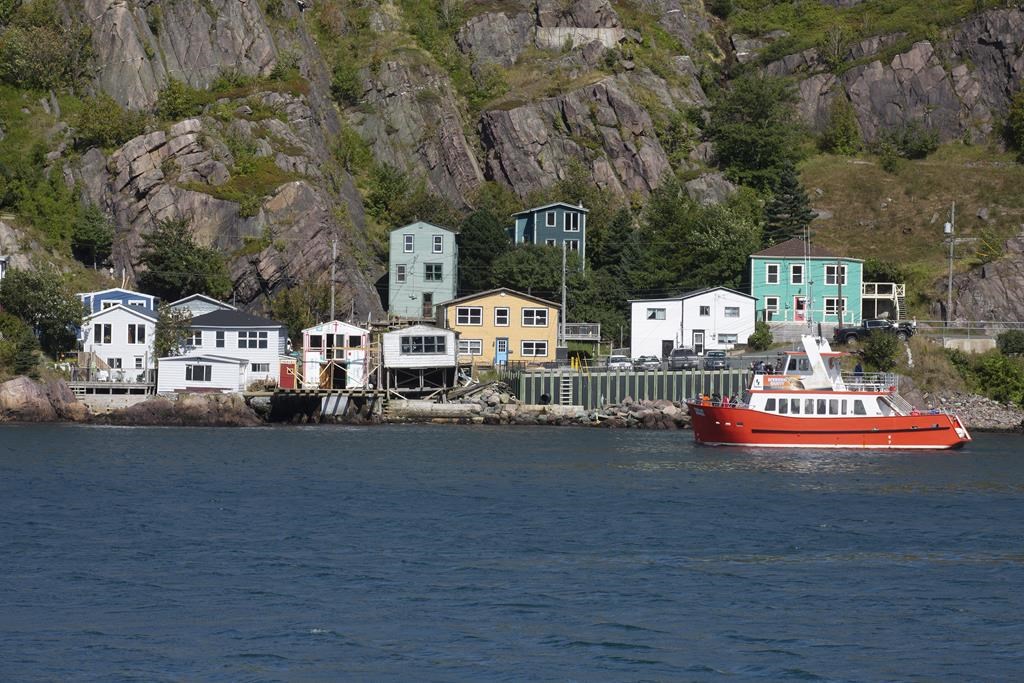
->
[181,156,297,217]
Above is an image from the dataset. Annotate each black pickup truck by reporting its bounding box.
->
[834,319,915,344]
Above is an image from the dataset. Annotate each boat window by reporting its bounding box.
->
[817,398,827,414]
[853,400,866,415]
[841,400,848,415]
[829,399,839,415]
[778,399,788,414]
[805,398,815,414]
[765,398,776,411]
[791,399,800,414]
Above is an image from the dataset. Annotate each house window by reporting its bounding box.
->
[647,308,666,320]
[107,357,122,369]
[348,335,361,347]
[216,331,225,348]
[185,364,212,382]
[93,323,111,344]
[723,306,740,318]
[766,263,780,285]
[764,296,780,321]
[824,298,849,316]
[545,239,556,246]
[458,339,483,355]
[127,323,146,344]
[825,264,848,285]
[791,264,804,285]
[134,357,144,369]
[565,239,580,252]
[522,308,548,326]
[494,308,509,326]
[101,301,116,310]
[432,234,443,254]
[186,330,202,347]
[400,335,447,354]
[456,306,482,325]
[565,212,580,231]
[308,334,322,349]
[403,234,414,252]
[425,263,443,281]
[545,211,556,227]
[521,340,548,357]
[251,363,270,373]
[699,306,710,316]
[719,333,738,344]
[396,264,407,284]
[128,300,146,308]
[238,331,268,349]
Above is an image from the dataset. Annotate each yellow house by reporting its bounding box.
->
[440,288,560,366]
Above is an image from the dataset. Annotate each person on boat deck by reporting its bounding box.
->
[854,360,864,381]
[712,393,721,405]
[721,395,730,406]
[755,360,765,373]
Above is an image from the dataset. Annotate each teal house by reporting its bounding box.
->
[510,202,587,270]
[388,221,458,319]
[749,238,863,325]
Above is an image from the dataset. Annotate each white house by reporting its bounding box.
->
[0,255,8,282]
[630,287,757,358]
[179,309,288,388]
[81,304,158,376]
[156,354,249,394]
[301,320,371,389]
[382,324,459,396]
[166,293,236,318]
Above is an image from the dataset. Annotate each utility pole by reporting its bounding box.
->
[945,202,956,326]
[560,241,567,348]
[330,238,337,321]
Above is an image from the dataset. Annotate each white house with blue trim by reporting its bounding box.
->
[81,303,158,377]
[78,287,157,315]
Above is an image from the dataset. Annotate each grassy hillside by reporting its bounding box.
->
[800,144,1024,316]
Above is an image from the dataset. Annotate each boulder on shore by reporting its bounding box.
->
[0,377,88,423]
[100,393,262,427]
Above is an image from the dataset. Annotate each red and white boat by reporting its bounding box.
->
[687,335,971,450]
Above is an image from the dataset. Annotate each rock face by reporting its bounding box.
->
[944,232,1024,323]
[778,9,1024,143]
[82,0,277,110]
[685,172,737,206]
[100,393,262,427]
[0,378,88,423]
[480,78,672,197]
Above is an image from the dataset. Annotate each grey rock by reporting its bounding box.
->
[635,0,713,53]
[944,232,1024,322]
[536,0,620,28]
[684,172,737,206]
[977,207,989,220]
[456,12,535,69]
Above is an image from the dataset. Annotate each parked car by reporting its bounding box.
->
[834,318,916,344]
[703,350,728,370]
[606,355,632,370]
[667,348,699,370]
[633,355,661,370]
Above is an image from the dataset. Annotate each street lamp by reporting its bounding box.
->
[944,201,955,327]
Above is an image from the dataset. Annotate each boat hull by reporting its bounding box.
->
[687,403,971,450]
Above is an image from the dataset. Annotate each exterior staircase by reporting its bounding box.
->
[895,291,907,321]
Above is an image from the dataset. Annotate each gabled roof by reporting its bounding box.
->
[167,293,236,310]
[390,220,457,234]
[442,287,559,309]
[629,286,757,304]
[83,303,157,323]
[77,287,155,300]
[157,353,248,364]
[190,309,284,328]
[302,320,369,335]
[384,323,454,336]
[512,201,589,216]
[751,238,858,259]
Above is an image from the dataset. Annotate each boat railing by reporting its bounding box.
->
[840,372,898,392]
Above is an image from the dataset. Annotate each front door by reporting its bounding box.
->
[692,330,705,355]
[794,296,806,322]
[495,337,509,366]
[661,339,674,359]
[422,292,433,318]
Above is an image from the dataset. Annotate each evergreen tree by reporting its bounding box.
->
[763,164,815,245]
[589,206,633,275]
[137,217,232,301]
[71,204,114,268]
[456,207,511,293]
[0,266,83,357]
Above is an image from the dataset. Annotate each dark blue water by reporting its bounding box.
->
[1,425,1022,682]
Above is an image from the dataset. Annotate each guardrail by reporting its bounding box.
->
[563,322,601,341]
[913,320,1024,338]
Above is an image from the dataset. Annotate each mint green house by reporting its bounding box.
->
[388,221,458,318]
[749,238,863,325]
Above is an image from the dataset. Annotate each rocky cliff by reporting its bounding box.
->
[6,1,1024,317]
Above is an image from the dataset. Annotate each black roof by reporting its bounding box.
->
[191,309,284,328]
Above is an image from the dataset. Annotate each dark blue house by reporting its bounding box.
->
[509,202,587,270]
[78,287,158,315]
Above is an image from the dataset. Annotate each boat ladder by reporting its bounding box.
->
[558,375,573,406]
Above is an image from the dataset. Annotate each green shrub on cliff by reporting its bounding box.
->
[0,0,91,90]
[137,217,232,302]
[73,94,148,150]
